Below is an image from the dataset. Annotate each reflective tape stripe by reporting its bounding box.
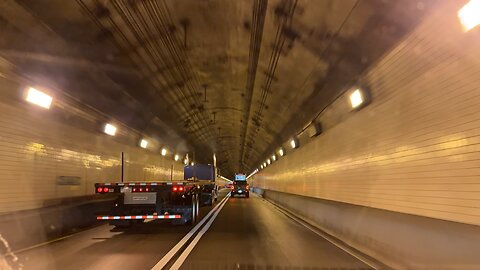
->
[97,215,182,220]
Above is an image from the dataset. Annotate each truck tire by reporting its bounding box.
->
[208,190,215,206]
[195,194,200,218]
[187,195,197,225]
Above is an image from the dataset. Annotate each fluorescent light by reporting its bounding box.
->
[161,148,167,156]
[184,158,188,165]
[174,154,180,161]
[349,89,364,109]
[458,0,480,32]
[278,148,285,157]
[104,123,117,136]
[271,154,276,161]
[140,139,148,149]
[266,159,271,165]
[25,87,52,109]
[191,161,195,166]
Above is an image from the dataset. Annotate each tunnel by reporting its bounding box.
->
[0,0,480,269]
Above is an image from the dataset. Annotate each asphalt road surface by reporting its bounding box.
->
[14,190,372,270]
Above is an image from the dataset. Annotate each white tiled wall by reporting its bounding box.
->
[0,94,183,213]
[254,2,480,226]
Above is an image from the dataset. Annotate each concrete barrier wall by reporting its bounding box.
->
[257,188,480,269]
[0,195,116,252]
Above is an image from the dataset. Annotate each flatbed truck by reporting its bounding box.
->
[94,164,218,228]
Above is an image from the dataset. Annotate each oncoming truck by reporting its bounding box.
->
[94,164,218,228]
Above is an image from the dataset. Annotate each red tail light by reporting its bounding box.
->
[146,188,149,192]
[178,186,184,191]
[133,188,137,192]
[173,187,178,192]
[97,187,103,193]
[139,188,143,192]
[103,187,109,193]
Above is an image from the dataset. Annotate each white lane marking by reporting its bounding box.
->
[263,196,379,270]
[169,193,230,270]
[150,193,230,270]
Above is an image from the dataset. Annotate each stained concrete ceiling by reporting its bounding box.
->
[0,0,436,178]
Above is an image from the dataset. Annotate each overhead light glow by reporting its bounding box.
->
[25,87,52,109]
[184,158,188,165]
[278,148,285,157]
[266,158,271,165]
[349,89,364,109]
[140,139,148,149]
[458,0,480,32]
[174,154,180,161]
[161,148,167,156]
[271,154,276,161]
[191,161,195,166]
[104,123,117,136]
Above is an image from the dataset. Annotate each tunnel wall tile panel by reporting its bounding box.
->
[254,2,480,226]
[0,99,183,213]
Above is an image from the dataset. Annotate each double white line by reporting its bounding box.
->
[151,192,231,270]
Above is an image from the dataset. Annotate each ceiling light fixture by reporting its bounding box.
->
[458,0,480,32]
[290,138,299,149]
[25,87,52,109]
[104,123,117,136]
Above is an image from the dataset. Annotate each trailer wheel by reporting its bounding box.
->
[195,194,200,218]
[187,195,197,225]
[208,190,215,206]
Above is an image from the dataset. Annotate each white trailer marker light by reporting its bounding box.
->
[267,158,271,165]
[26,87,52,109]
[161,148,167,156]
[260,164,264,169]
[349,89,364,109]
[174,154,180,161]
[263,162,267,167]
[140,139,148,149]
[458,0,480,32]
[104,123,117,136]
[271,154,276,161]
[278,148,285,157]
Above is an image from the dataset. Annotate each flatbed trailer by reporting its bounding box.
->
[94,180,216,227]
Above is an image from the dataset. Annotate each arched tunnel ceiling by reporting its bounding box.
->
[0,0,436,178]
